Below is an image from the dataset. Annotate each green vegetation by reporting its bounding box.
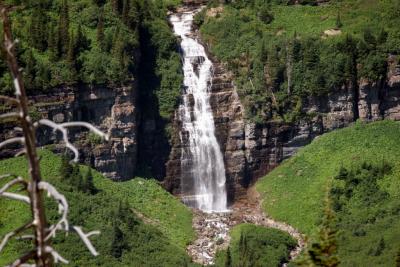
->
[0,150,195,266]
[256,120,400,266]
[214,224,297,267]
[199,0,400,123]
[0,0,182,120]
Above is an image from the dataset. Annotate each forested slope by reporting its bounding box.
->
[198,0,400,123]
[0,150,196,266]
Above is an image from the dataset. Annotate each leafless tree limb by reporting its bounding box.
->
[0,95,18,105]
[7,250,36,267]
[0,112,20,121]
[44,246,69,264]
[0,191,30,203]
[38,182,69,240]
[0,137,24,150]
[0,221,33,253]
[72,226,100,256]
[0,176,27,193]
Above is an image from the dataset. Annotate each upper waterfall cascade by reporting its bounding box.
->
[170,11,228,212]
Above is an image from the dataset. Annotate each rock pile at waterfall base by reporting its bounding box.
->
[187,191,305,265]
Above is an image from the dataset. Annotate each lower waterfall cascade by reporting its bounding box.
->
[170,10,228,212]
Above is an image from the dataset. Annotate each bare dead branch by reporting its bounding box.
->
[36,119,80,162]
[61,122,109,141]
[0,177,27,194]
[7,250,36,267]
[0,221,33,253]
[15,149,27,157]
[44,246,69,264]
[72,226,100,256]
[0,95,18,105]
[38,182,69,240]
[0,137,24,150]
[0,192,30,203]
[0,112,20,121]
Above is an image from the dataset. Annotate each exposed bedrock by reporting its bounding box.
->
[0,84,138,181]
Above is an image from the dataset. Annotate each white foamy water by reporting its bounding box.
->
[170,11,228,212]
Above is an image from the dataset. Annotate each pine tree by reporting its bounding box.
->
[298,190,340,267]
[97,9,105,50]
[122,0,129,25]
[48,23,58,61]
[76,24,89,53]
[335,13,343,29]
[67,30,76,64]
[24,50,36,91]
[83,167,96,194]
[59,154,73,180]
[29,7,48,52]
[58,0,70,57]
[225,247,232,267]
[111,224,125,258]
[396,247,400,267]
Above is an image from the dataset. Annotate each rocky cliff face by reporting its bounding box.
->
[0,84,138,181]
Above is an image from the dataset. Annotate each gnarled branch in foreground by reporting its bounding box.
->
[0,5,105,266]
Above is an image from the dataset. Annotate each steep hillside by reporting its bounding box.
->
[199,0,400,123]
[256,120,400,265]
[0,150,195,266]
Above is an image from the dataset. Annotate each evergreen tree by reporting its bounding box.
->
[58,0,70,57]
[48,23,58,61]
[59,154,73,180]
[122,0,130,25]
[298,190,340,267]
[373,237,385,256]
[225,247,232,267]
[24,50,36,91]
[111,224,125,258]
[396,247,400,267]
[335,13,343,29]
[97,9,105,50]
[67,30,76,64]
[29,7,48,52]
[83,167,96,194]
[76,24,90,54]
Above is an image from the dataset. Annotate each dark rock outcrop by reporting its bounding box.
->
[1,84,138,181]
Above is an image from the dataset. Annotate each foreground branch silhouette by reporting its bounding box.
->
[0,6,108,266]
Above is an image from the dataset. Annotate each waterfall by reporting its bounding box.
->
[170,11,228,212]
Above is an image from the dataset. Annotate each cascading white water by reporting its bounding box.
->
[170,11,228,212]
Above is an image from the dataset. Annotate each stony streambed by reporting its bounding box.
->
[187,189,305,266]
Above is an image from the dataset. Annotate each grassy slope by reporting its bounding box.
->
[0,150,194,265]
[267,0,397,37]
[256,120,400,235]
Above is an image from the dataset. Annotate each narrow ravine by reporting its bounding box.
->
[170,6,305,266]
